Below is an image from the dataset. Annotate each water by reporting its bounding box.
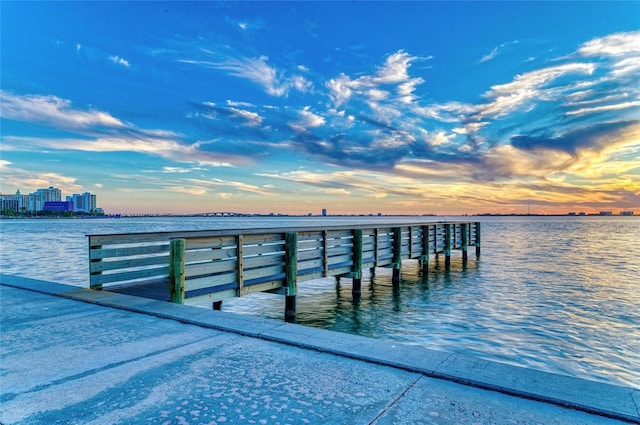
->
[1,215,638,389]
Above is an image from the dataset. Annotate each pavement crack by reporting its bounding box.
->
[367,375,422,425]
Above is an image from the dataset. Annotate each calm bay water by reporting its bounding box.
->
[1,215,638,389]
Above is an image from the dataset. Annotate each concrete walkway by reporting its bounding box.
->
[1,274,638,425]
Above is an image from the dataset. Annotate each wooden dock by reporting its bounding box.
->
[88,221,480,321]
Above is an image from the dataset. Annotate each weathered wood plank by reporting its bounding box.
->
[243,255,285,271]
[90,244,169,260]
[185,258,237,278]
[327,253,352,266]
[185,272,237,291]
[242,242,285,257]
[90,255,170,273]
[185,247,237,263]
[244,264,285,281]
[297,248,323,262]
[185,236,236,250]
[92,266,170,286]
[244,233,285,245]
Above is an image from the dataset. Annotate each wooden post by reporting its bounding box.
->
[444,224,451,271]
[284,232,298,323]
[421,225,430,274]
[392,227,402,285]
[352,229,363,302]
[169,238,186,304]
[475,222,481,258]
[373,228,379,269]
[236,234,244,296]
[89,237,103,290]
[322,230,329,277]
[461,223,468,265]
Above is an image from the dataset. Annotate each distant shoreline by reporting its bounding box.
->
[1,213,635,220]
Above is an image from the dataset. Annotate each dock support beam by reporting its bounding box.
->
[421,225,430,274]
[444,224,451,271]
[284,232,298,323]
[352,229,363,302]
[392,227,402,285]
[475,222,481,258]
[169,238,186,304]
[461,223,468,265]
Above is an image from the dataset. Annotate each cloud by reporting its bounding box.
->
[109,55,130,68]
[289,107,325,133]
[565,101,640,117]
[578,31,640,57]
[480,46,500,63]
[475,63,596,119]
[162,166,195,173]
[184,178,273,195]
[0,90,126,129]
[167,186,208,196]
[325,50,424,108]
[0,91,252,167]
[0,161,83,194]
[179,55,312,97]
[320,188,351,196]
[479,40,519,63]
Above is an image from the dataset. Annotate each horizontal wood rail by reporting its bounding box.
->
[88,221,480,321]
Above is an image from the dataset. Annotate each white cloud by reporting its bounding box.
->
[0,161,82,194]
[374,51,414,83]
[326,50,424,109]
[480,46,500,63]
[109,55,130,68]
[289,107,325,133]
[163,166,193,173]
[326,73,353,107]
[565,100,640,116]
[228,107,264,127]
[477,63,596,118]
[180,55,311,97]
[479,41,519,63]
[2,135,244,167]
[186,177,272,195]
[578,31,640,57]
[425,130,455,147]
[226,100,255,108]
[0,90,126,129]
[168,186,208,196]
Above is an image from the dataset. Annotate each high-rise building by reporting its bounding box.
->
[28,187,61,211]
[0,190,29,212]
[66,192,97,213]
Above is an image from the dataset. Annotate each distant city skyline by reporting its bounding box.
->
[1,2,639,215]
[0,186,99,214]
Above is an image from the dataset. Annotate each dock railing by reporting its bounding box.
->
[88,221,480,321]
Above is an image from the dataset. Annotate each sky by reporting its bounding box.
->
[1,1,639,215]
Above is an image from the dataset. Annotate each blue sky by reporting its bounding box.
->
[1,1,639,215]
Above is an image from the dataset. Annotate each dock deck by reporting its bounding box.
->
[1,274,638,424]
